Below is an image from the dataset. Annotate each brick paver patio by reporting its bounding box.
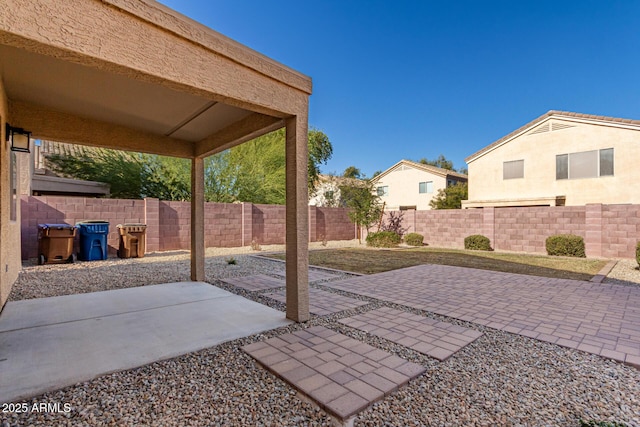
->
[221,274,284,292]
[274,269,341,283]
[339,307,483,361]
[242,326,425,421]
[264,287,370,316]
[224,270,341,293]
[325,264,640,368]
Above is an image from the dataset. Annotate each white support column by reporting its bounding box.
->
[191,157,205,281]
[285,113,309,322]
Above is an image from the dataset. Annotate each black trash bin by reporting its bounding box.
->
[77,221,109,261]
[37,223,76,265]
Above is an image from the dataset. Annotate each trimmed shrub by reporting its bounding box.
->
[366,231,401,248]
[636,241,640,268]
[545,234,586,257]
[464,234,492,251]
[404,233,424,246]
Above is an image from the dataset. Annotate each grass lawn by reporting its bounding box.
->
[271,247,607,281]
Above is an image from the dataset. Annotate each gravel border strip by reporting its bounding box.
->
[3,250,640,426]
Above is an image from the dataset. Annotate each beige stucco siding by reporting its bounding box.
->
[375,167,447,210]
[1,0,308,118]
[0,77,21,309]
[467,119,640,206]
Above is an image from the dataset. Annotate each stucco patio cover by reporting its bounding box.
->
[0,0,311,321]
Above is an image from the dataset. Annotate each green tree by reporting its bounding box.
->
[204,152,235,203]
[418,154,455,171]
[342,166,363,179]
[429,182,468,209]
[225,131,286,204]
[308,129,333,195]
[47,147,190,200]
[339,180,382,242]
[45,127,332,203]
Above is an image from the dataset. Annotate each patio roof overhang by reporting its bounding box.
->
[0,0,311,321]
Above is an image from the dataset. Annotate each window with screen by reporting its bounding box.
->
[503,160,524,179]
[418,181,433,194]
[556,148,614,180]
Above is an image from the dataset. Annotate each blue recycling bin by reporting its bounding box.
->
[77,221,109,261]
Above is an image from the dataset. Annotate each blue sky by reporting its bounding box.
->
[158,0,639,177]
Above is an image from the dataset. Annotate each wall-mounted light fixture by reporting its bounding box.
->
[5,123,31,153]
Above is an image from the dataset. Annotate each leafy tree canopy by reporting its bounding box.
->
[429,182,468,209]
[339,180,382,239]
[45,127,332,204]
[418,154,455,171]
[342,166,363,179]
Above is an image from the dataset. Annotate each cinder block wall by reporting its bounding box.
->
[407,204,637,259]
[205,202,243,248]
[493,206,586,253]
[316,207,355,241]
[414,209,484,249]
[21,196,145,259]
[21,196,356,259]
[158,201,191,251]
[22,196,639,260]
[601,204,640,258]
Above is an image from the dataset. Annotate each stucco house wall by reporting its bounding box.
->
[0,78,22,309]
[372,160,467,210]
[464,111,640,207]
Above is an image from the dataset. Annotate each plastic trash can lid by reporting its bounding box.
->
[38,223,75,229]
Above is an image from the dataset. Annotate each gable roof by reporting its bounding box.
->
[465,110,640,164]
[371,159,467,183]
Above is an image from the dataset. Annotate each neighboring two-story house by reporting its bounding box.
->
[370,160,467,210]
[308,174,363,207]
[463,110,640,208]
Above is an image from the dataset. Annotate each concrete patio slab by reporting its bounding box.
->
[0,282,291,403]
[339,307,483,361]
[325,264,640,368]
[242,326,425,422]
[264,287,370,316]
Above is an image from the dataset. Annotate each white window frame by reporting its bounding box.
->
[556,148,614,180]
[418,181,433,194]
[503,159,524,180]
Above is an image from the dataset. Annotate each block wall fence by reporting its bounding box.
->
[21,196,640,260]
[378,203,640,259]
[20,196,357,260]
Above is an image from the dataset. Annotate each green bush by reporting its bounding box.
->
[366,231,401,248]
[404,233,424,246]
[545,234,586,257]
[464,234,492,251]
[636,241,640,268]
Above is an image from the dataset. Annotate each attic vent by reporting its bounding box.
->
[399,165,409,171]
[528,123,550,135]
[551,122,575,131]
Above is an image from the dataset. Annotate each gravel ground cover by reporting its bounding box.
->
[3,247,640,426]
